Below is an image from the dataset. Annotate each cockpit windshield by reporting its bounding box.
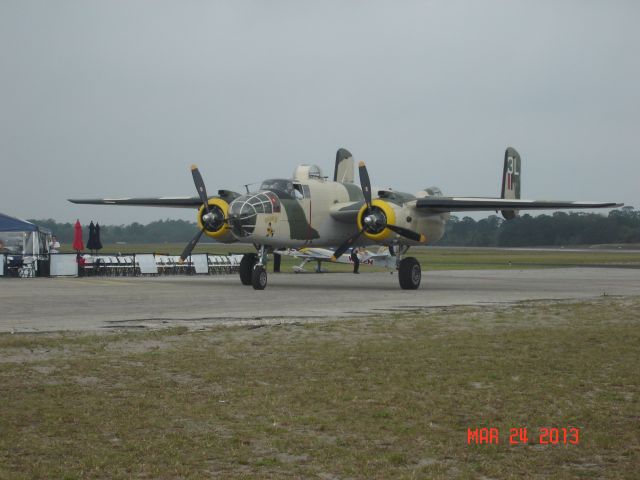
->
[259,179,295,199]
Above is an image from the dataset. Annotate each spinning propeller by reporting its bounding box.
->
[179,165,226,262]
[331,161,425,260]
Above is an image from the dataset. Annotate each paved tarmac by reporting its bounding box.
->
[1,268,639,332]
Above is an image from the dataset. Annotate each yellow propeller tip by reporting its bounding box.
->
[419,234,427,243]
[330,256,337,261]
[190,164,198,171]
[358,160,366,167]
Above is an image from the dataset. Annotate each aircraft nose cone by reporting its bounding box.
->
[228,196,257,237]
[228,190,281,238]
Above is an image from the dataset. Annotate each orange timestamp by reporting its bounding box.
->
[467,427,580,445]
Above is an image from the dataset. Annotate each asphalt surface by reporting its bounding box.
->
[1,268,639,333]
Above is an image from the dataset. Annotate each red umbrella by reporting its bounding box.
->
[72,220,84,252]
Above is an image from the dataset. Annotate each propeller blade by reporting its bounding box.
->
[386,224,426,243]
[191,164,210,213]
[180,228,205,262]
[358,161,372,207]
[331,229,365,260]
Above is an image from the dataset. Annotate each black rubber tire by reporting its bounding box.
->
[398,257,421,290]
[239,253,258,285]
[251,264,268,290]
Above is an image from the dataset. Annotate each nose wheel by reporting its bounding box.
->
[251,264,268,290]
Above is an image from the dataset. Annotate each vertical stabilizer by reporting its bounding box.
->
[333,148,354,183]
[500,147,521,220]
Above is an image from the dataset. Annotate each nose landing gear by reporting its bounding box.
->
[251,264,268,290]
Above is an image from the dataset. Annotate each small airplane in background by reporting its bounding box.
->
[277,246,395,273]
[70,147,622,290]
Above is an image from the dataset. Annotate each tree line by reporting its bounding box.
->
[442,207,640,246]
[30,206,639,247]
[30,219,200,245]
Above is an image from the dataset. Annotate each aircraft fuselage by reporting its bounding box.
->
[226,176,447,248]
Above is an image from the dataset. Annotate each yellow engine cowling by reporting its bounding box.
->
[196,198,236,243]
[356,199,399,242]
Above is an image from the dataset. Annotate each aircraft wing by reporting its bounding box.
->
[414,197,622,213]
[68,196,205,208]
[278,247,391,263]
[363,246,392,261]
[276,248,333,260]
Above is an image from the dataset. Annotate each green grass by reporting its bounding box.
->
[414,247,640,270]
[1,297,639,478]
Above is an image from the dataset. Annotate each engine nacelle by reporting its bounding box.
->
[356,199,400,242]
[197,198,235,243]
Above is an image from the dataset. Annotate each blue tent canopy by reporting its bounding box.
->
[0,213,46,233]
[0,213,52,256]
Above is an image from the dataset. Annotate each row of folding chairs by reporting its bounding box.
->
[156,255,193,275]
[208,255,239,274]
[81,256,138,277]
[76,254,241,277]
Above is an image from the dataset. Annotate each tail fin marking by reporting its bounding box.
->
[500,147,521,220]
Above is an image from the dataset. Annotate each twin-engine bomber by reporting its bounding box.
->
[69,147,621,290]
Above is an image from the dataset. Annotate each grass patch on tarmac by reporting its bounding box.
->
[1,297,639,479]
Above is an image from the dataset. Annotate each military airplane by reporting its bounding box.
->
[69,147,622,290]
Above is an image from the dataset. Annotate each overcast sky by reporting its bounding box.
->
[1,1,638,225]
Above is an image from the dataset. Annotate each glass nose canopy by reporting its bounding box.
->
[228,191,281,237]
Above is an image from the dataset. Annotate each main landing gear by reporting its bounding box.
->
[239,246,269,290]
[239,253,257,286]
[393,245,421,290]
[240,245,422,290]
